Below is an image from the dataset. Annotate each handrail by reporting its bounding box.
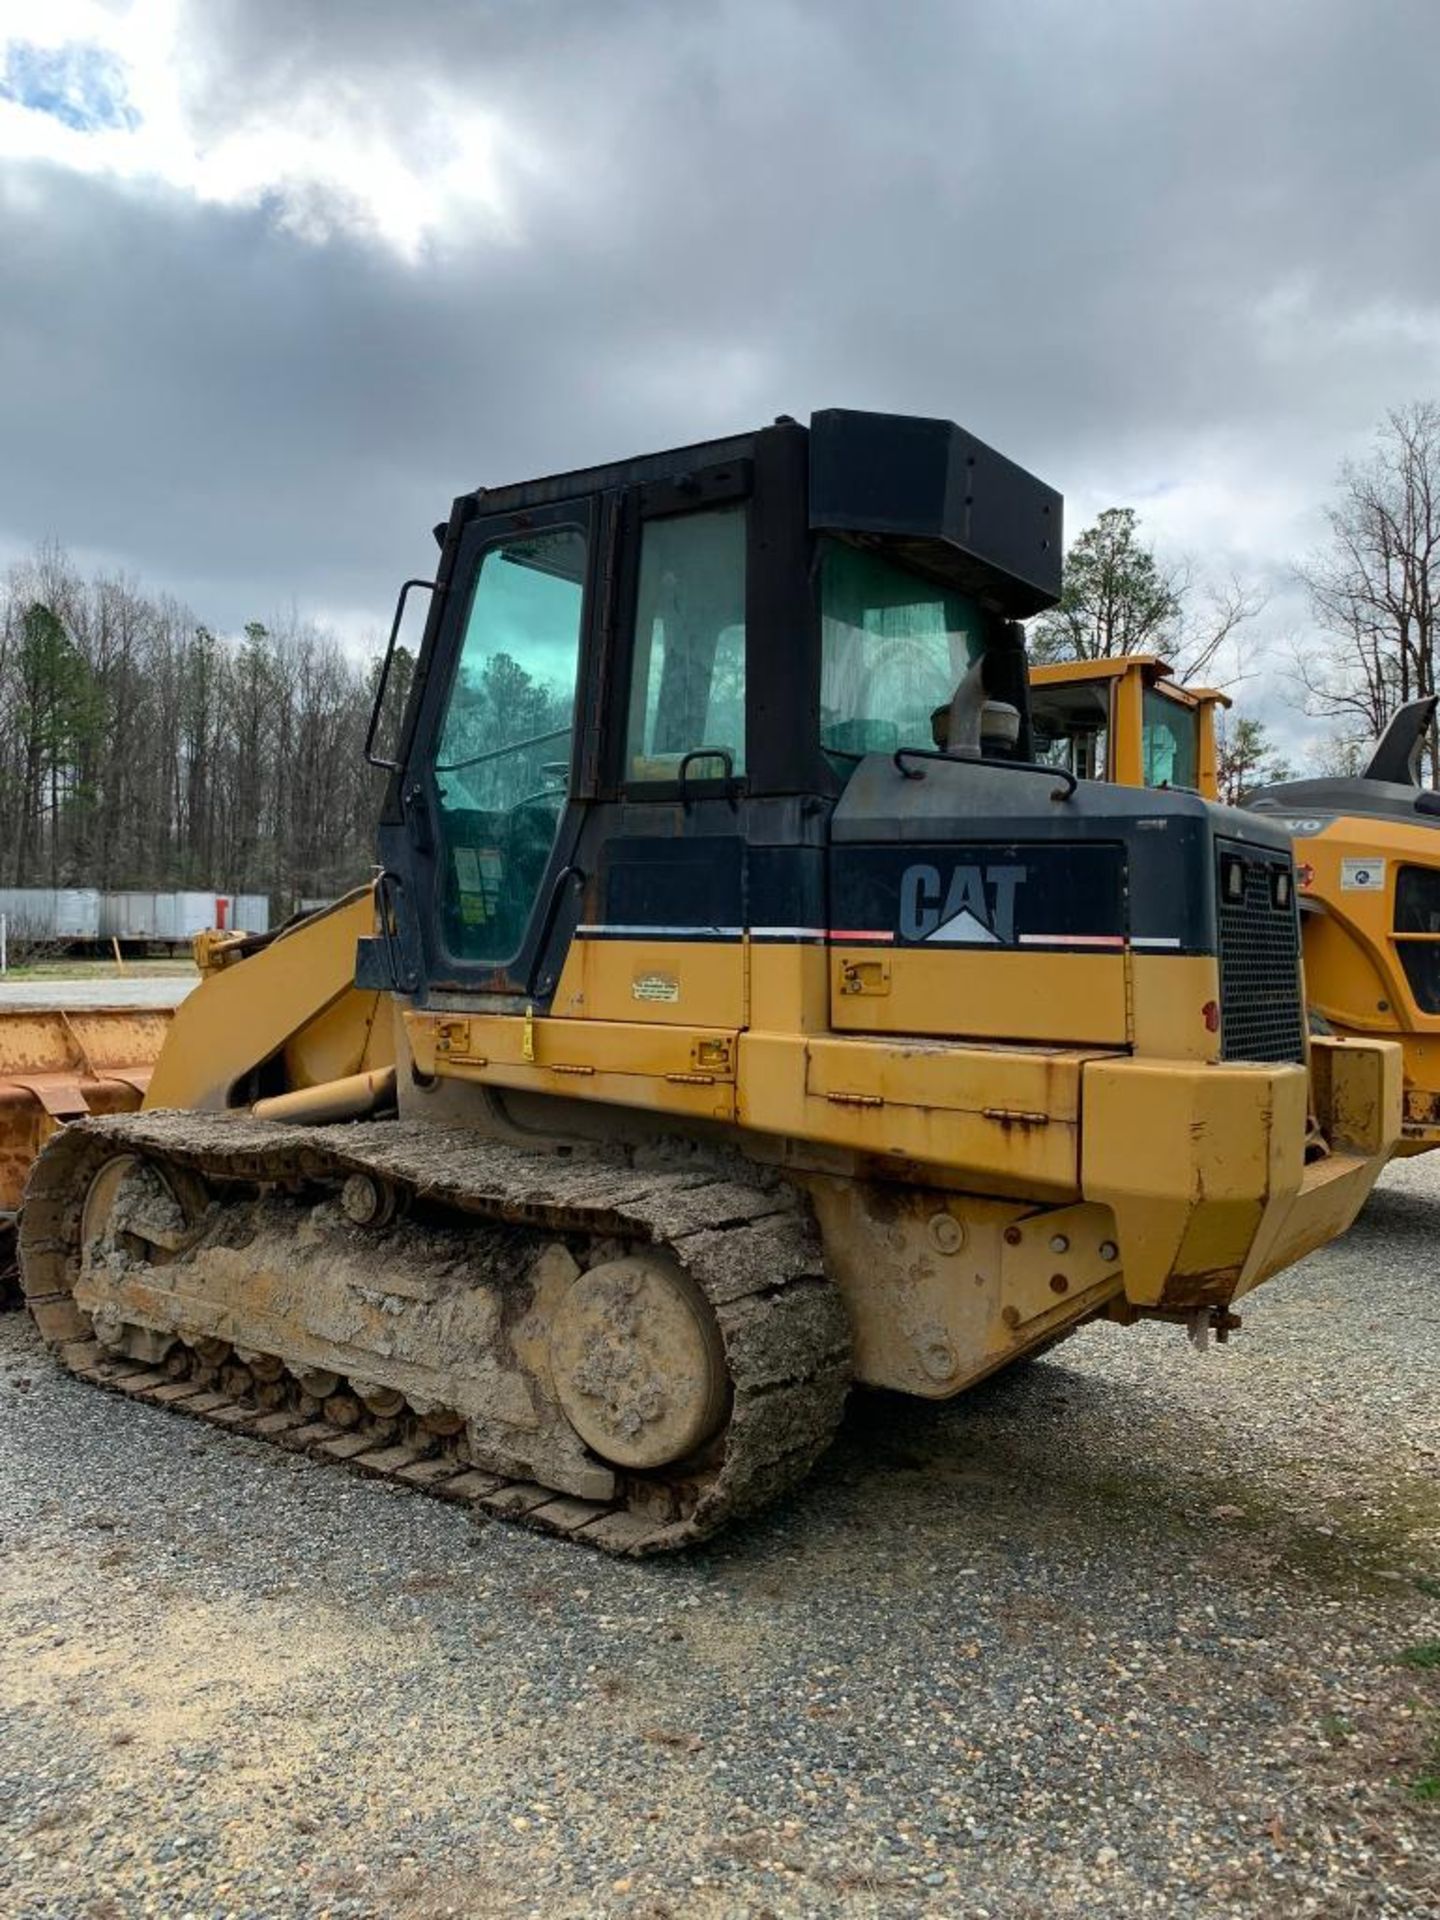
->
[891,747,1077,800]
[375,869,419,992]
[677,747,739,809]
[530,864,584,998]
[365,578,435,770]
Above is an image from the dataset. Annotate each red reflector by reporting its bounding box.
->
[1202,1000,1221,1033]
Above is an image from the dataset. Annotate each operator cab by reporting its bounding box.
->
[1029,656,1219,794]
[363,411,1305,1068]
[366,409,1057,999]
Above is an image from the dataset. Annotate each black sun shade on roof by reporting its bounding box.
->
[807,408,1063,619]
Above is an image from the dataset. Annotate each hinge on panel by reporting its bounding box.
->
[666,1071,717,1086]
[1122,941,1135,1042]
[825,1090,884,1108]
[549,1062,594,1076]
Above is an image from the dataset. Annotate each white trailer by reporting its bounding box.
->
[0,889,103,942]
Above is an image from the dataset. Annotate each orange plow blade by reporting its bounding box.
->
[0,1007,173,1293]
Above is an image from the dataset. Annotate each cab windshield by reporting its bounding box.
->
[819,538,987,759]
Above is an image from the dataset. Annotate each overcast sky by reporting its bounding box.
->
[3,0,1439,740]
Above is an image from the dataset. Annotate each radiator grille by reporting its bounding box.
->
[1216,843,1306,1064]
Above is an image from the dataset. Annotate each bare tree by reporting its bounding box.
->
[1177,573,1269,685]
[1295,400,1440,779]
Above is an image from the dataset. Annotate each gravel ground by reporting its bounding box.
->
[0,976,196,1010]
[1,1159,1436,1920]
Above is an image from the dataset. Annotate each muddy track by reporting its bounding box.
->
[18,1111,853,1554]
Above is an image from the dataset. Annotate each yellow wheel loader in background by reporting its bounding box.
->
[18,411,1401,1554]
[1030,654,1440,1156]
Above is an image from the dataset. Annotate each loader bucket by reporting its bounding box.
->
[0,1006,172,1294]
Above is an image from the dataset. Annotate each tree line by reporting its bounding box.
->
[0,543,403,906]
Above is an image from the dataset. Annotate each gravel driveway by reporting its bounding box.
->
[0,976,196,1010]
[1,1157,1436,1919]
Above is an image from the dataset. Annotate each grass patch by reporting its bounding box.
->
[1412,1736,1440,1802]
[1270,1485,1440,1596]
[1398,1642,1440,1671]
[0,956,195,978]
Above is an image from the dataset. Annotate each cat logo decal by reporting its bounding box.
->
[898,864,1028,945]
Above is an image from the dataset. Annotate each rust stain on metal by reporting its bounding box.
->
[1159,1268,1238,1308]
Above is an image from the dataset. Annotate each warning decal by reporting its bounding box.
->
[632,972,680,1003]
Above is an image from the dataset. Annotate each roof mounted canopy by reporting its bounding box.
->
[807,408,1062,617]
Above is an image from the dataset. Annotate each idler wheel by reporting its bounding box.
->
[80,1153,198,1264]
[549,1254,728,1471]
[79,1153,142,1260]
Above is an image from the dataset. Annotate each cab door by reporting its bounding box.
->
[552,487,752,1032]
[401,498,597,997]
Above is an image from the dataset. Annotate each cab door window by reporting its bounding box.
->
[1031,680,1111,779]
[1141,688,1200,790]
[432,527,586,964]
[625,505,746,781]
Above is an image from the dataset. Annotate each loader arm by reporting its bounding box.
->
[143,885,394,1113]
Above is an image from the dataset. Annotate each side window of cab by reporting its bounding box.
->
[625,505,746,782]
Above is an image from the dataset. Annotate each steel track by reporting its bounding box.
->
[19,1111,852,1554]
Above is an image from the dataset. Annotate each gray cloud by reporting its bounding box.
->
[3,0,1440,672]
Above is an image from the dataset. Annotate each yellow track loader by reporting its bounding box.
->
[1030,654,1440,1155]
[18,412,1401,1553]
